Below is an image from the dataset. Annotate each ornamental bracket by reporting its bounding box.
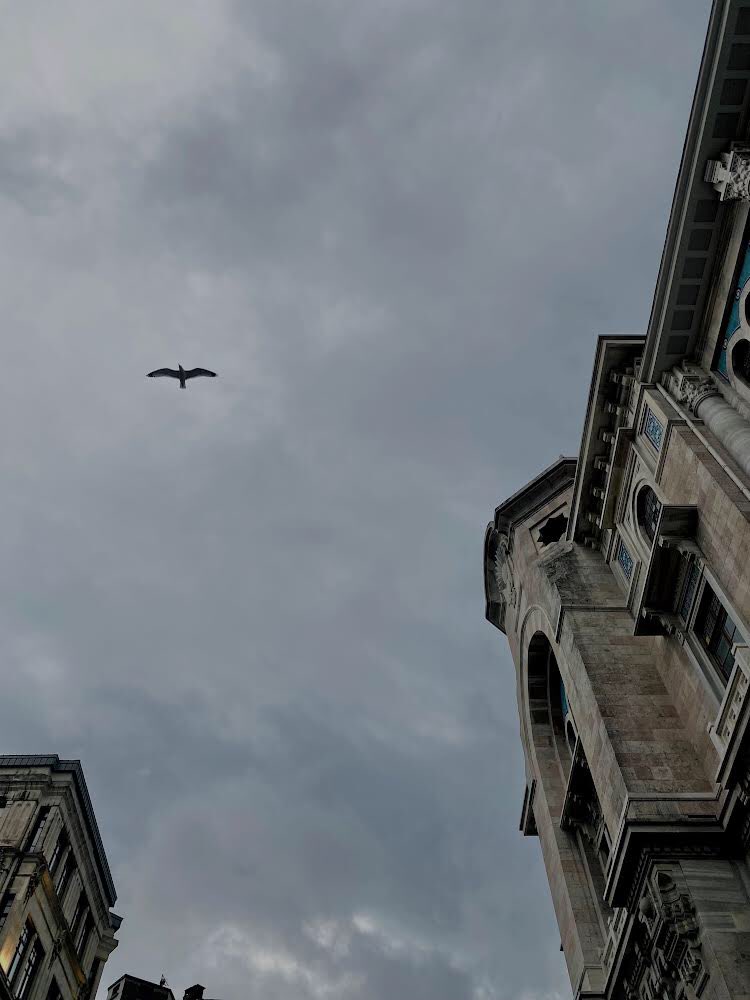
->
[705,146,750,200]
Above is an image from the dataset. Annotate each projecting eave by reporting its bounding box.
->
[568,336,645,545]
[641,0,750,383]
[484,457,576,632]
[492,456,578,539]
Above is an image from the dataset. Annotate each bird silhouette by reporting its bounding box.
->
[147,364,217,389]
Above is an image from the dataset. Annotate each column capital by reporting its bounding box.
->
[662,363,720,414]
[705,146,750,200]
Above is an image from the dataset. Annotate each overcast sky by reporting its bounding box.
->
[0,2,711,998]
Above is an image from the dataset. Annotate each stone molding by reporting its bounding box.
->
[711,644,750,768]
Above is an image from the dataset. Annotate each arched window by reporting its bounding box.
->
[637,486,661,545]
[732,338,750,387]
[525,631,611,956]
[527,634,574,782]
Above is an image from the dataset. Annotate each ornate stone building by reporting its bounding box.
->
[0,757,121,1000]
[484,2,750,998]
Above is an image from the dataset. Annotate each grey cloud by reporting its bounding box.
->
[0,1,712,998]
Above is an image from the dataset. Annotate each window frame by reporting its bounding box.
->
[55,850,76,903]
[0,892,15,934]
[26,806,50,853]
[48,829,68,877]
[642,406,665,451]
[14,927,44,1000]
[695,583,742,683]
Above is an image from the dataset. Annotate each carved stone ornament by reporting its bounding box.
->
[626,868,709,1000]
[494,536,517,611]
[662,364,720,416]
[24,866,41,903]
[48,934,63,967]
[705,149,750,201]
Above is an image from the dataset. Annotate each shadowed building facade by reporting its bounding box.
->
[484,2,750,998]
[106,976,220,1000]
[0,757,120,1000]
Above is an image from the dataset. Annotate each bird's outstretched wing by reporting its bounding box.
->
[183,368,217,379]
[147,368,180,378]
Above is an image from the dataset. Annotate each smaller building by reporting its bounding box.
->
[106,977,219,1000]
[0,756,121,1000]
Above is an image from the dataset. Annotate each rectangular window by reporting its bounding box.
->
[696,584,742,682]
[0,892,15,933]
[643,407,664,450]
[55,851,76,902]
[7,922,33,986]
[27,806,50,852]
[14,932,44,1000]
[70,892,88,943]
[48,830,68,876]
[679,559,701,622]
[75,911,94,956]
[617,540,634,579]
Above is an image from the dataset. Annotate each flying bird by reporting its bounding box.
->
[147,364,217,389]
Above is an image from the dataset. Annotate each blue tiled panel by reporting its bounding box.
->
[716,239,750,380]
[644,409,663,450]
[617,541,634,579]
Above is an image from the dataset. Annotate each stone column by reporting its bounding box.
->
[664,364,750,478]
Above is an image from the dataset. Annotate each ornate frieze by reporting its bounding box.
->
[624,868,709,1000]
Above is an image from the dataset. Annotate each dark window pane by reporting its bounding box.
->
[7,922,32,984]
[27,806,50,852]
[0,893,15,932]
[637,487,661,543]
[48,830,68,875]
[696,585,743,683]
[679,560,701,621]
[16,936,43,1000]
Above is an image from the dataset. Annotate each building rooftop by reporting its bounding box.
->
[0,754,117,906]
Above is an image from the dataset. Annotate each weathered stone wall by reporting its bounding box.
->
[661,424,750,630]
[505,480,721,996]
[657,635,720,773]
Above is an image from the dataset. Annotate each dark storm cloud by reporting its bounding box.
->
[0,1,711,998]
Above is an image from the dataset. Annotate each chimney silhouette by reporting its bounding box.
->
[183,988,205,1000]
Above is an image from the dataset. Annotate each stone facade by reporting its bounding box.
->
[484,2,750,997]
[0,757,120,1000]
